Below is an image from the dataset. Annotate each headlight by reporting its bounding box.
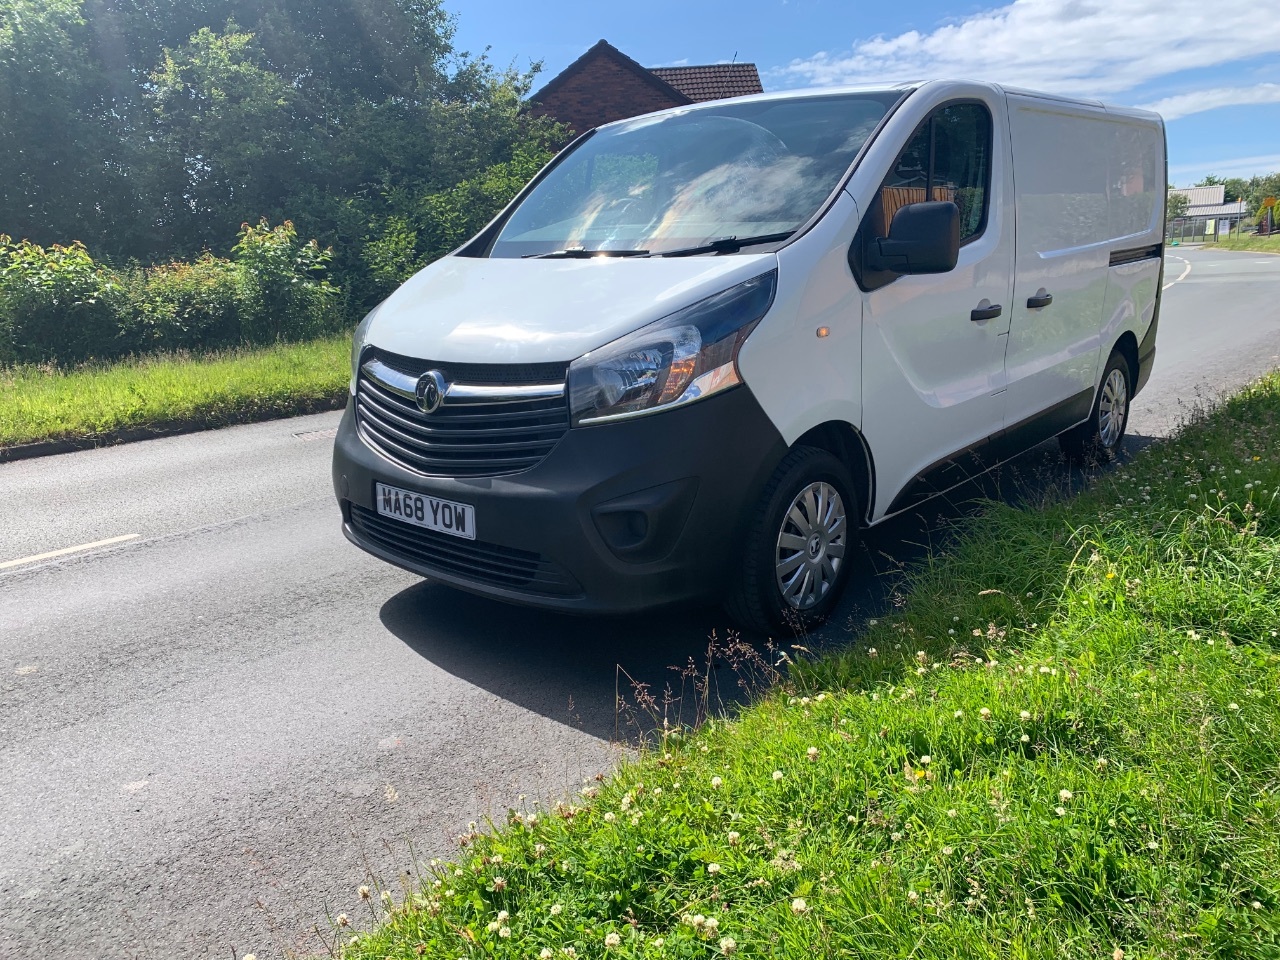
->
[349,304,381,394]
[568,271,776,426]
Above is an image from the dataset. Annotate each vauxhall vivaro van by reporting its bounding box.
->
[333,80,1165,630]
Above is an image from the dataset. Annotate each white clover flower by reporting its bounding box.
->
[604,931,622,948]
[550,903,563,916]
[791,897,809,914]
[704,916,720,933]
[807,747,819,761]
[336,913,349,927]
[358,885,371,900]
[707,862,721,875]
[1229,703,1240,711]
[947,808,958,818]
[1059,790,1072,802]
[1020,711,1031,720]
[711,776,723,789]
[487,921,500,933]
[244,955,257,960]
[942,846,953,855]
[653,938,665,948]
[954,710,964,718]
[563,948,578,958]
[1252,901,1263,910]
[920,755,931,765]
[773,770,784,781]
[603,812,616,822]
[496,910,509,922]
[1147,840,1159,850]
[891,831,903,842]
[1055,806,1066,816]
[492,877,507,891]
[1020,734,1031,743]
[498,926,511,939]
[979,707,991,718]
[728,830,741,846]
[719,936,737,955]
[541,949,554,959]
[907,890,919,902]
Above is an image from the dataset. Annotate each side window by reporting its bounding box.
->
[854,101,993,290]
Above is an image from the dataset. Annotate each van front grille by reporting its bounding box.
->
[348,504,580,596]
[355,350,569,478]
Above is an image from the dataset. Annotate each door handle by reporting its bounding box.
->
[970,303,1003,322]
[1026,289,1053,309]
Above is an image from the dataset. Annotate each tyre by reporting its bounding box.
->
[725,446,858,633]
[1059,350,1132,465]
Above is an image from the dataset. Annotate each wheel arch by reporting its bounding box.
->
[1112,330,1140,386]
[793,420,876,526]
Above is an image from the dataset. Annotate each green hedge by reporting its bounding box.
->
[0,220,342,366]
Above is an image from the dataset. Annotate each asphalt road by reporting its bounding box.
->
[2,245,1278,959]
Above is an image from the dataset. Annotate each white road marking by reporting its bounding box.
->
[1163,257,1192,290]
[0,533,140,571]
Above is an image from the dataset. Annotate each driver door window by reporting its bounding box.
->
[857,101,993,289]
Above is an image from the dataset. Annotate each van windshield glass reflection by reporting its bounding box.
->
[489,93,901,258]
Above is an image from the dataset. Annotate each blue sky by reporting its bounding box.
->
[449,0,1280,188]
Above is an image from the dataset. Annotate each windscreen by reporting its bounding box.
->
[489,92,902,258]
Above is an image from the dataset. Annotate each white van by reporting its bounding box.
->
[333,80,1165,630]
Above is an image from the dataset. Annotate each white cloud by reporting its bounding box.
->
[1169,153,1280,182]
[1140,84,1280,120]
[775,0,1280,101]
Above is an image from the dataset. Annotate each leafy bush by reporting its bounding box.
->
[0,220,342,366]
[0,235,124,364]
[363,144,556,289]
[119,254,244,352]
[232,218,342,343]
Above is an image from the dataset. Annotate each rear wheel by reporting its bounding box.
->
[725,447,858,633]
[1060,350,1131,465]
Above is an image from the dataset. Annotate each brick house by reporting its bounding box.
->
[528,40,763,134]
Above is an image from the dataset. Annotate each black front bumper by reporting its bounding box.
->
[332,385,787,614]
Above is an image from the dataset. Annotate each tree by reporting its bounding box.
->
[1166,189,1189,223]
[145,24,298,252]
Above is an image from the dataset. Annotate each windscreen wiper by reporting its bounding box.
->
[523,248,650,259]
[656,231,795,258]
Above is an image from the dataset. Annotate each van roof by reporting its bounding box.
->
[595,80,1162,129]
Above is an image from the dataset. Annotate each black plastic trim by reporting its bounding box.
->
[1109,243,1162,266]
[334,385,788,614]
[884,387,1093,515]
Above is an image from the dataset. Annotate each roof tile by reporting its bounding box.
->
[649,64,763,102]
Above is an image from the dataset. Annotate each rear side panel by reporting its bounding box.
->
[1003,95,1164,425]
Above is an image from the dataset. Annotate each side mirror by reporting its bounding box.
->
[866,200,960,274]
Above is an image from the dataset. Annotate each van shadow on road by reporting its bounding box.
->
[379,435,1151,743]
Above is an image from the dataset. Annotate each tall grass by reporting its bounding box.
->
[324,373,1280,960]
[0,335,350,447]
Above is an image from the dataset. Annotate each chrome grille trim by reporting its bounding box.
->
[355,353,570,477]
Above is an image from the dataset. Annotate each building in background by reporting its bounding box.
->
[1168,184,1250,239]
[528,40,763,134]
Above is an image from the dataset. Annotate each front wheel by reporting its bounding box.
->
[1060,351,1132,465]
[725,447,858,633]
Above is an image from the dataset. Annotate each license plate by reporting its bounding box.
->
[374,482,475,540]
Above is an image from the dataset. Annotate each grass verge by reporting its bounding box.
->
[328,374,1280,960]
[1215,234,1280,254]
[0,335,350,449]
